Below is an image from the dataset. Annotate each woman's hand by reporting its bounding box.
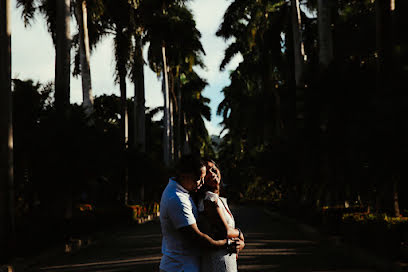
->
[237,228,244,241]
[233,238,245,254]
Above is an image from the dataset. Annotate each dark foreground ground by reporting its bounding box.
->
[18,205,402,271]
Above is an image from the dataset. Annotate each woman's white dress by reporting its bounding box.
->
[199,191,237,272]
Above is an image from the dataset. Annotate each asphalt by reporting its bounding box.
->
[13,205,402,271]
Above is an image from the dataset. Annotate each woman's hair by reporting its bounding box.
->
[197,158,222,195]
[203,158,221,181]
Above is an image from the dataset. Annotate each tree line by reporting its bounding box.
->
[0,0,215,262]
[216,0,408,217]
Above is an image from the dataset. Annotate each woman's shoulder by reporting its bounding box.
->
[204,191,219,203]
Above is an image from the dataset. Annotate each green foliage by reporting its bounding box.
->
[244,177,283,202]
[342,213,408,229]
[216,0,408,214]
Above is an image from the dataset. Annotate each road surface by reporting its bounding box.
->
[24,205,387,271]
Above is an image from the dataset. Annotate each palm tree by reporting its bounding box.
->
[55,0,71,120]
[144,1,204,165]
[0,0,15,261]
[317,0,334,69]
[102,0,133,147]
[217,0,289,142]
[291,0,305,87]
[72,0,107,118]
[131,32,146,152]
[181,71,212,157]
[74,0,94,116]
[17,0,71,119]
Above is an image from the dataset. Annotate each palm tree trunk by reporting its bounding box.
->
[182,112,191,155]
[169,72,176,162]
[119,74,128,146]
[376,0,392,93]
[170,93,175,162]
[176,75,182,159]
[116,28,129,147]
[133,33,146,152]
[162,45,171,166]
[116,28,129,204]
[119,70,128,205]
[317,0,334,69]
[0,0,15,261]
[392,177,400,217]
[290,0,305,88]
[76,0,93,117]
[55,0,71,120]
[55,0,72,233]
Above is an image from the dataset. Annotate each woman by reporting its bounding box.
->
[198,160,245,272]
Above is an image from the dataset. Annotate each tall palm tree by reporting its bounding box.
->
[144,1,204,164]
[74,0,94,116]
[131,32,146,152]
[17,0,71,119]
[317,0,334,69]
[0,0,15,261]
[55,0,71,120]
[181,71,212,157]
[72,0,106,118]
[291,0,305,87]
[102,0,133,147]
[217,0,288,142]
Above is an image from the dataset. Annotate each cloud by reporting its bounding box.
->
[204,119,222,136]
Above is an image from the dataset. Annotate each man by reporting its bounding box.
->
[159,155,243,272]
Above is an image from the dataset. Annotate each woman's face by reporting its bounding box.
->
[205,161,220,189]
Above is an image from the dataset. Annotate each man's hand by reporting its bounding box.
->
[234,238,245,254]
[228,238,245,255]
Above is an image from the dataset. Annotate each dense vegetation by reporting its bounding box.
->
[216,0,408,217]
[1,0,408,263]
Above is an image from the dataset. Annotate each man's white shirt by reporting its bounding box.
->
[159,178,200,272]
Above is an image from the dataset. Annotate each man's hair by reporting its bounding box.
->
[175,154,204,177]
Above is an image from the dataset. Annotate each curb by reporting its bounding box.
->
[263,208,402,272]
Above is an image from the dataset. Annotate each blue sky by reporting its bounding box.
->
[11,0,242,136]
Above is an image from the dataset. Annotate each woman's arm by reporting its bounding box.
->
[204,199,244,241]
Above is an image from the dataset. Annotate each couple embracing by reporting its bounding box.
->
[159,155,245,272]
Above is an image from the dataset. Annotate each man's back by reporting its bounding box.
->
[159,178,200,272]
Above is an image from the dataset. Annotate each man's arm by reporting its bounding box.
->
[178,223,227,249]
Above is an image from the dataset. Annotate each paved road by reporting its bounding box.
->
[26,205,385,271]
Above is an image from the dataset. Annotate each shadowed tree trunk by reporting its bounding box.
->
[393,176,400,217]
[375,0,393,213]
[182,112,191,155]
[0,0,15,262]
[55,0,72,229]
[117,30,129,148]
[176,74,182,159]
[133,33,146,152]
[169,72,176,162]
[115,26,130,204]
[317,0,334,68]
[290,0,305,88]
[75,0,94,117]
[55,0,71,120]
[376,0,392,92]
[162,45,171,166]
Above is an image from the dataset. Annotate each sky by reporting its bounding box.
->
[10,0,242,136]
